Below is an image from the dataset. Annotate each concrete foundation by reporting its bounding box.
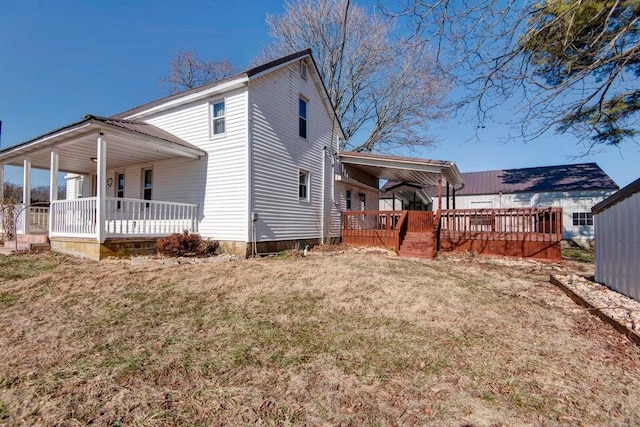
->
[50,237,158,261]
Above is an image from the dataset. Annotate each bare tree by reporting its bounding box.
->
[383,0,640,150]
[259,0,448,152]
[161,51,236,94]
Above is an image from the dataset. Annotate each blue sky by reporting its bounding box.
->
[1,0,638,188]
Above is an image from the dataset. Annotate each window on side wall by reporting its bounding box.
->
[345,189,352,210]
[211,100,225,136]
[299,97,307,139]
[300,61,308,80]
[299,170,309,201]
[572,212,593,226]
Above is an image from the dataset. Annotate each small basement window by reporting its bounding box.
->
[299,170,309,201]
[572,212,593,226]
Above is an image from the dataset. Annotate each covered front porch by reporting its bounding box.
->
[0,115,205,259]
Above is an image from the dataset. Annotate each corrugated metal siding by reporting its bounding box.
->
[595,192,640,301]
[144,89,248,241]
[250,61,335,242]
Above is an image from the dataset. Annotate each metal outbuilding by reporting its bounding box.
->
[592,177,640,301]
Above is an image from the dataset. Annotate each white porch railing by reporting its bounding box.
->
[104,197,198,237]
[50,197,198,239]
[50,198,97,238]
[3,204,49,235]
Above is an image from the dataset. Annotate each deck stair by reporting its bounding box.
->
[397,231,437,259]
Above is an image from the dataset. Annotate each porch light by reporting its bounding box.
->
[90,157,97,163]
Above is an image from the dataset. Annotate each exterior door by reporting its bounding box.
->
[116,172,125,209]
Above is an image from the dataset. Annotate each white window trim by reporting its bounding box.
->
[299,96,308,140]
[299,169,310,202]
[209,98,226,139]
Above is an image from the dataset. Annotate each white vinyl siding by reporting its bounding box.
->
[143,87,248,241]
[250,61,337,242]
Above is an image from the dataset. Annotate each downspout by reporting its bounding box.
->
[321,145,326,244]
[246,81,255,257]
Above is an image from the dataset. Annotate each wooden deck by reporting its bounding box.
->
[342,208,563,261]
[439,208,562,261]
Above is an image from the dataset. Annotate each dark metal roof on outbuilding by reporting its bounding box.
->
[456,163,618,196]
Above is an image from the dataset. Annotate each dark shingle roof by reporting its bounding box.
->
[457,163,618,195]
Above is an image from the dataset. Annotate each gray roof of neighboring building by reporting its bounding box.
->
[456,163,618,196]
[381,163,618,198]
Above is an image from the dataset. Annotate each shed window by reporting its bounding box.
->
[572,212,593,226]
[299,98,307,139]
[299,170,309,201]
[211,100,225,136]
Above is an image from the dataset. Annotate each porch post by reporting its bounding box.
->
[96,133,107,243]
[49,149,59,236]
[437,174,442,212]
[23,157,31,234]
[452,187,456,209]
[0,164,4,200]
[446,181,450,209]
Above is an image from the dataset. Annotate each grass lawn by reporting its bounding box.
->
[0,249,639,426]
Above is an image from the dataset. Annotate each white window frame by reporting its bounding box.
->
[299,169,310,202]
[572,212,593,226]
[210,99,226,138]
[300,61,308,80]
[299,96,308,140]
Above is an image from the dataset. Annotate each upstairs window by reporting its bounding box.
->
[211,100,225,136]
[299,170,309,201]
[299,97,307,139]
[572,212,593,226]
[300,61,308,80]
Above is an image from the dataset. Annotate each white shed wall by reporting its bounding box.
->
[250,60,338,243]
[594,192,640,301]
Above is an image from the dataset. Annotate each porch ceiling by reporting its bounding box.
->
[339,151,464,189]
[0,116,206,175]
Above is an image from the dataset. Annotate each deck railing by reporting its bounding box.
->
[50,197,198,239]
[342,210,417,249]
[439,208,562,241]
[439,208,563,260]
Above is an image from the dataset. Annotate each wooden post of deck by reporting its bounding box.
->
[437,175,442,212]
[446,181,450,209]
[452,187,456,209]
[96,133,107,243]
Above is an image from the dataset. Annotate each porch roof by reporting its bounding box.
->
[0,115,206,174]
[339,151,464,190]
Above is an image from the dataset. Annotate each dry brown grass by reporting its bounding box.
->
[0,250,639,426]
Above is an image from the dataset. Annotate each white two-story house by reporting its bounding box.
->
[0,50,463,260]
